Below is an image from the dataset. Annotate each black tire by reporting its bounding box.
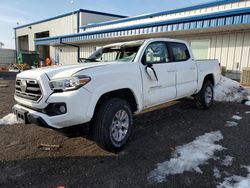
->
[92,98,133,151]
[194,80,214,109]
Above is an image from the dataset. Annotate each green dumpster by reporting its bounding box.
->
[17,51,40,67]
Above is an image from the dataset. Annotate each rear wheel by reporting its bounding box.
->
[92,98,133,151]
[195,80,214,109]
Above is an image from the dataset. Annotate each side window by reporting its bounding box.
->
[168,42,190,62]
[143,42,170,64]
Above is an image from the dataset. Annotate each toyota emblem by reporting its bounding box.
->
[20,80,27,92]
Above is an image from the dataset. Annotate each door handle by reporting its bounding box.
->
[167,70,175,73]
[190,67,196,70]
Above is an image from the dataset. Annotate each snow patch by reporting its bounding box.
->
[232,115,242,120]
[245,101,250,106]
[221,156,234,167]
[225,121,239,127]
[147,131,224,184]
[214,76,249,103]
[214,167,222,179]
[0,113,21,125]
[217,166,250,188]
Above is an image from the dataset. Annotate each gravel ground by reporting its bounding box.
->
[0,80,250,188]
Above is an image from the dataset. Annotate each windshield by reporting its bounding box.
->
[81,42,143,63]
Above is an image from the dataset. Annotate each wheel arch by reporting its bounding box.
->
[203,74,215,86]
[196,73,215,93]
[89,88,139,120]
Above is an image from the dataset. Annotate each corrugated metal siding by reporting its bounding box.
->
[80,46,96,59]
[57,46,78,65]
[50,31,250,70]
[80,12,125,26]
[16,12,123,52]
[84,0,250,32]
[16,14,77,51]
[185,31,250,71]
[241,33,250,68]
[0,49,16,64]
[36,8,250,46]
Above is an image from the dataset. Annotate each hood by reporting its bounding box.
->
[17,62,110,80]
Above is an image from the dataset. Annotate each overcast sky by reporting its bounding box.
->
[0,0,212,49]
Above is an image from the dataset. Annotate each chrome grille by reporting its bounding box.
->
[15,79,42,102]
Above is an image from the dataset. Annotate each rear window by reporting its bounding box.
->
[168,42,190,62]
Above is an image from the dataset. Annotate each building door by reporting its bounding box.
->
[35,31,50,62]
[18,35,29,51]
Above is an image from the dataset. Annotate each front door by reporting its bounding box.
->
[140,41,177,108]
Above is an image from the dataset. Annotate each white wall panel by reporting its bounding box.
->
[215,35,223,62]
[247,0,250,6]
[225,34,236,70]
[209,36,217,60]
[80,12,124,27]
[57,46,77,65]
[183,30,250,71]
[241,33,250,69]
[80,46,96,59]
[234,33,244,71]
[16,12,123,53]
[16,14,77,51]
[221,35,230,67]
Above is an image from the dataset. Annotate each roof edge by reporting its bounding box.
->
[80,0,241,29]
[35,6,250,43]
[14,9,127,30]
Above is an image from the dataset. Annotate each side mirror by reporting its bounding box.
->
[145,65,158,81]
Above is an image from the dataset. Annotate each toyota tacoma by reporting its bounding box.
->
[13,38,221,151]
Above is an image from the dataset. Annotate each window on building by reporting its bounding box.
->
[168,42,190,62]
[190,40,210,59]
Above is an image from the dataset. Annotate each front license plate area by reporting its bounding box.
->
[14,108,29,124]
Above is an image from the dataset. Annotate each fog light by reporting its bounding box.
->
[59,105,66,114]
[44,103,67,116]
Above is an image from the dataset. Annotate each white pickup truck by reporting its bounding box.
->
[13,38,221,151]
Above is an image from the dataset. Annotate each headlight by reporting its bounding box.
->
[49,76,91,91]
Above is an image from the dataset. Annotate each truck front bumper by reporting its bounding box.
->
[13,88,93,129]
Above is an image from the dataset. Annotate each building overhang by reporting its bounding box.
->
[80,0,240,31]
[35,7,250,46]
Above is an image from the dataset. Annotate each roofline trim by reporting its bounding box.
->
[80,0,241,29]
[35,6,250,43]
[14,9,126,30]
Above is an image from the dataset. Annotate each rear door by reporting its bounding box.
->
[167,42,198,97]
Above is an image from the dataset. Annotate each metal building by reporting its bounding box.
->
[14,9,126,64]
[16,0,250,79]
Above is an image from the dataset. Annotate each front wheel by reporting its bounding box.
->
[92,98,133,151]
[194,81,214,109]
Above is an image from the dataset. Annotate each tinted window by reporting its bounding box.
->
[168,42,190,62]
[143,42,170,64]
